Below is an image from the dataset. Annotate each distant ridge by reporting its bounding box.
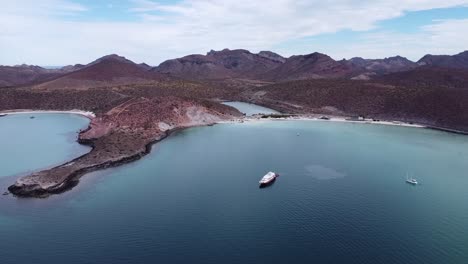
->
[418,51,468,69]
[376,66,468,89]
[0,64,74,88]
[32,54,164,90]
[348,56,417,74]
[259,52,358,81]
[152,49,285,80]
[2,50,468,88]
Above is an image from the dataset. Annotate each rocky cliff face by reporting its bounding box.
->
[258,51,286,63]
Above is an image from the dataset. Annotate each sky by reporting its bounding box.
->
[1,0,468,66]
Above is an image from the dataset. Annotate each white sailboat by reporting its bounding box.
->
[406,173,418,185]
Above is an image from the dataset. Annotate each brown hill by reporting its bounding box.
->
[259,52,360,81]
[246,78,468,131]
[348,56,416,75]
[0,65,69,88]
[375,66,468,89]
[34,54,165,90]
[153,49,284,80]
[418,51,468,69]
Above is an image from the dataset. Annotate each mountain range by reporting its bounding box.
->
[2,49,468,88]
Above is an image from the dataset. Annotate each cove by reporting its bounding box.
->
[0,113,90,178]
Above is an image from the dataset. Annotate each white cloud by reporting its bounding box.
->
[0,0,468,65]
[0,0,87,16]
[320,19,468,60]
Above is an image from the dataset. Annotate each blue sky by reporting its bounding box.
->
[1,0,468,65]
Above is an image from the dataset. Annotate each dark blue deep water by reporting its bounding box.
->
[1,115,468,264]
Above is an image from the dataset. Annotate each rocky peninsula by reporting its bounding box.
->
[7,97,241,197]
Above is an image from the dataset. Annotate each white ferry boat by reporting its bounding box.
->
[259,171,279,188]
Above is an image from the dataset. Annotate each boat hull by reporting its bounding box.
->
[259,177,276,188]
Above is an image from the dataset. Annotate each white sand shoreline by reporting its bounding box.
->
[218,115,426,129]
[0,109,96,119]
[1,109,424,129]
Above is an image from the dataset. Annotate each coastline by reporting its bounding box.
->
[5,106,467,198]
[218,115,426,129]
[0,109,96,119]
[223,115,468,135]
[1,109,431,131]
[284,116,425,128]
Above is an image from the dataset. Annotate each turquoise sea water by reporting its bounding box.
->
[0,113,90,178]
[1,113,468,263]
[222,101,280,116]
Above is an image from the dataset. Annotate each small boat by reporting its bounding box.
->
[259,171,279,188]
[30,116,35,119]
[406,174,418,185]
[0,113,7,117]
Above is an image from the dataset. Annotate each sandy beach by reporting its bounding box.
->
[218,115,426,129]
[0,109,96,119]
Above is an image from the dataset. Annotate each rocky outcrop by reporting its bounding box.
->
[258,51,286,63]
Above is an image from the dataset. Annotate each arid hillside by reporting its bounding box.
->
[259,52,360,81]
[0,65,69,88]
[375,66,468,89]
[418,51,468,69]
[30,55,165,90]
[153,49,284,80]
[348,56,417,76]
[243,78,468,131]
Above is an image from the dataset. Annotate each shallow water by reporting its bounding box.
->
[222,101,279,116]
[1,117,468,264]
[0,113,90,178]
